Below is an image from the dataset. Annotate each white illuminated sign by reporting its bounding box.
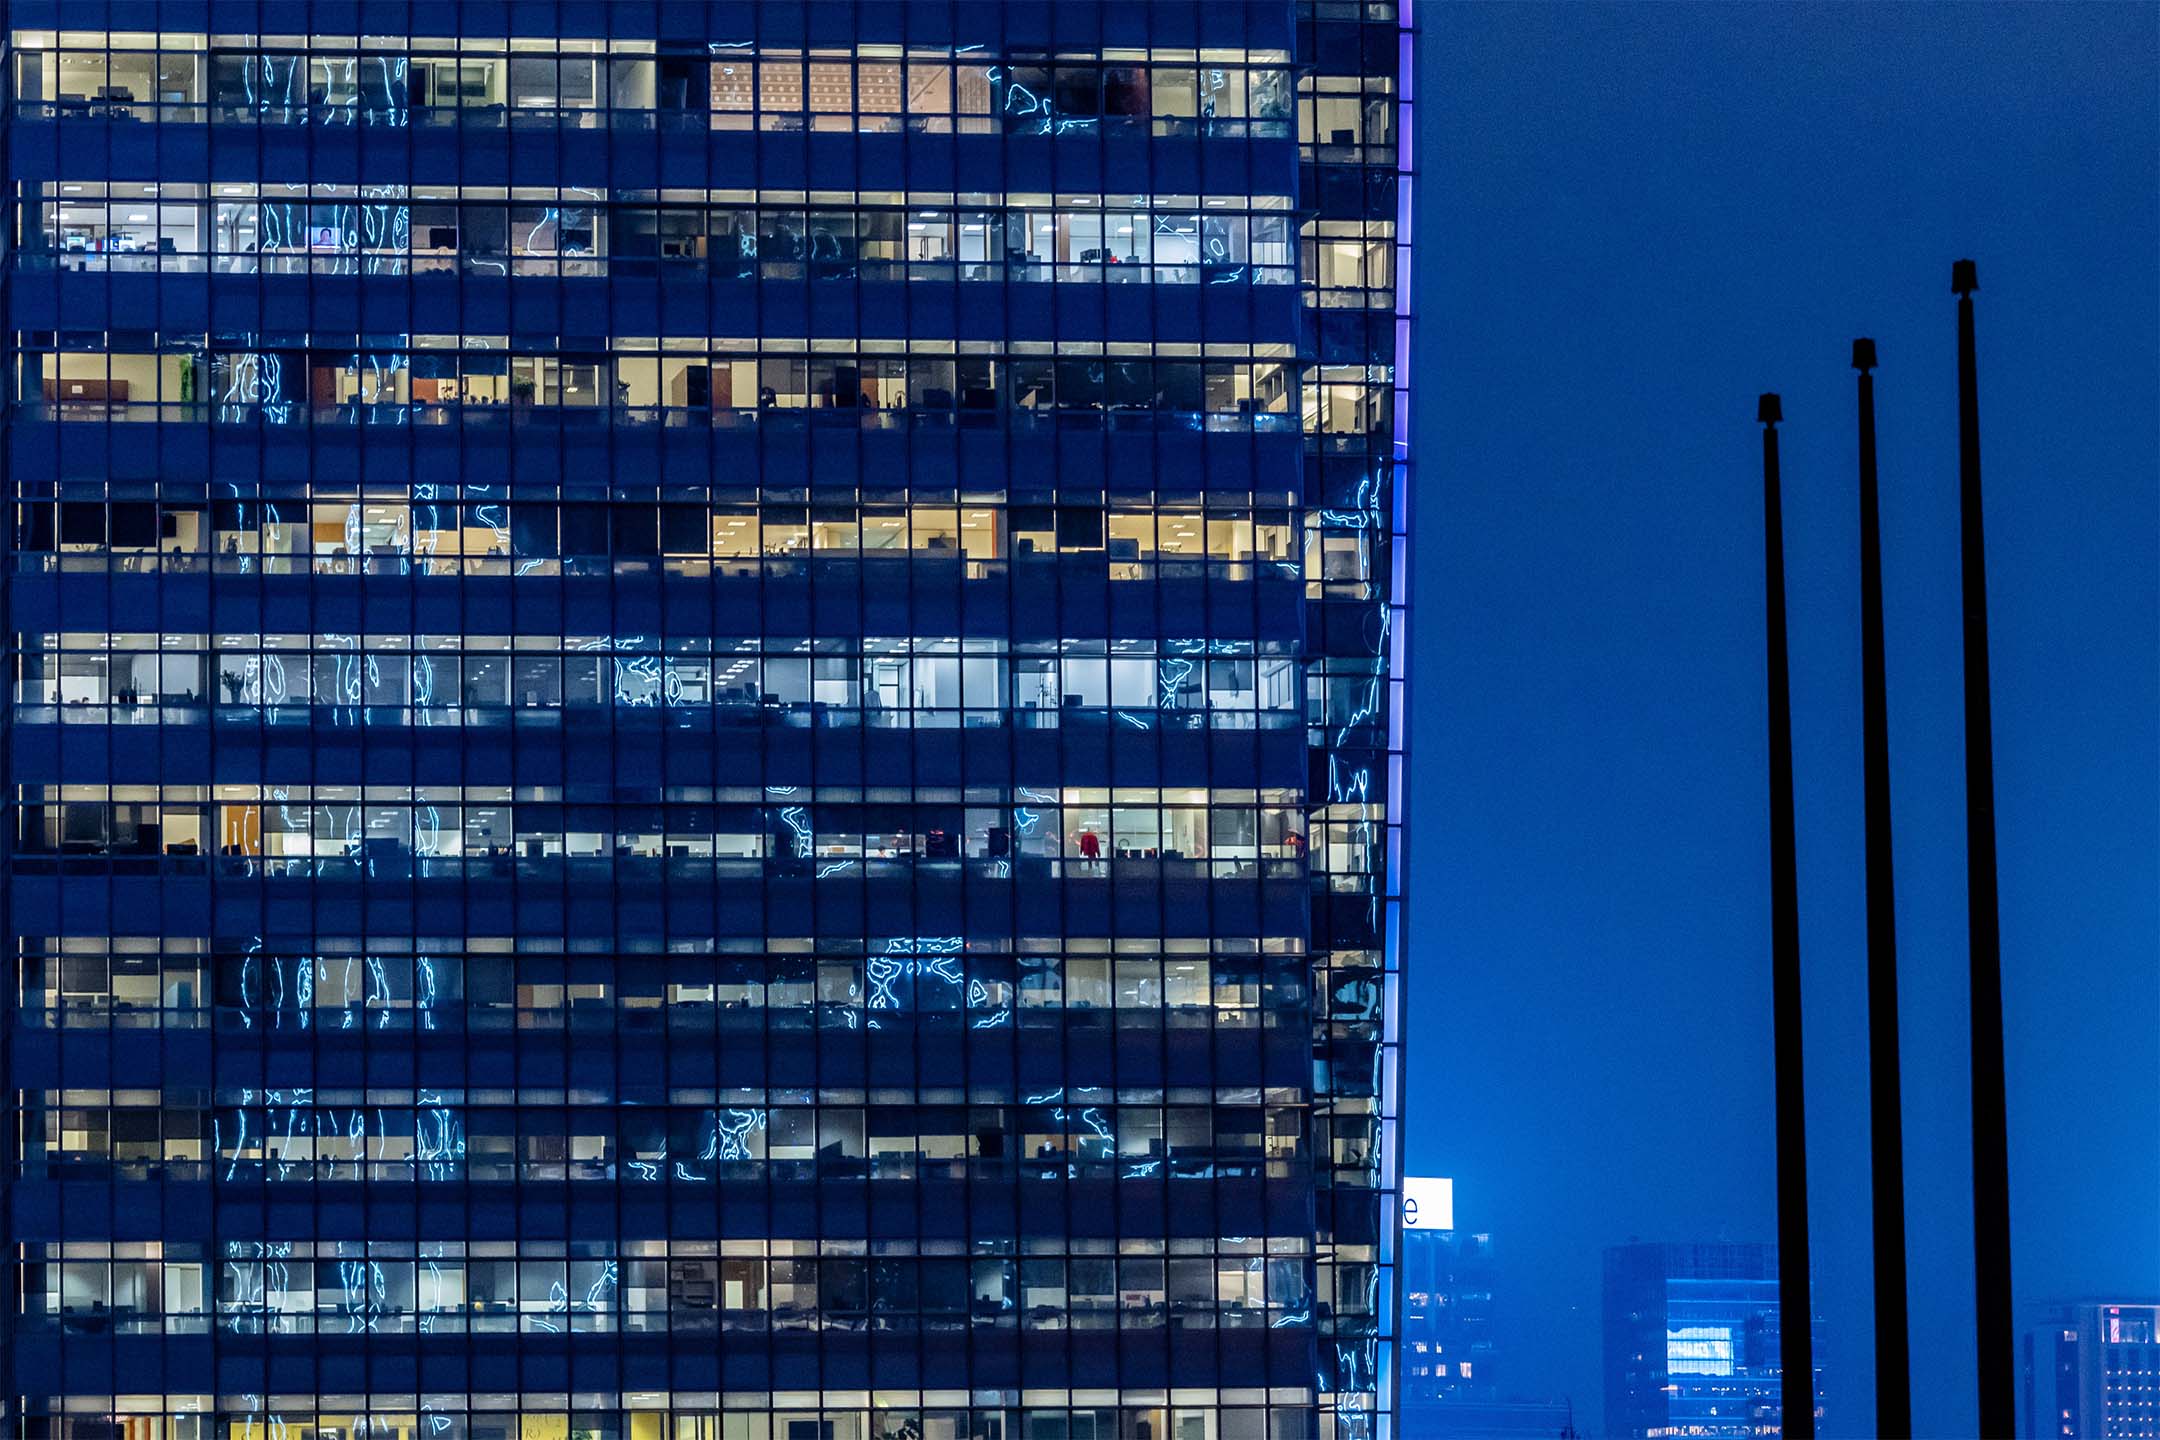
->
[1401,1176,1454,1231]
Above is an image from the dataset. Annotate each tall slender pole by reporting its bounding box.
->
[1759,393,1817,1440]
[1854,339,1914,1437]
[1954,259,2016,1436]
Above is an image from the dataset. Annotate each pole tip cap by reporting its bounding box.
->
[1757,393,1783,425]
[1852,338,1877,371]
[1952,259,1978,295]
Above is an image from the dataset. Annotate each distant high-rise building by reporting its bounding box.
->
[1602,1242,1820,1439]
[1401,1178,1493,1407]
[2024,1302,2160,1439]
[1399,1179,1573,1439]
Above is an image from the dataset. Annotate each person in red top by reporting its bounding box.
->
[1077,830,1102,861]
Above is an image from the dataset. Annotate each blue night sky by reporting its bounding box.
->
[1404,4,2157,1433]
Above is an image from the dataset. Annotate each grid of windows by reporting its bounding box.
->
[22,1392,1319,1440]
[22,935,1299,1029]
[16,342,1309,428]
[25,1237,1314,1336]
[13,498,1329,575]
[14,785,1309,872]
[23,183,1301,285]
[21,1088,1314,1184]
[17,633,1307,725]
[0,3,1413,1439]
[13,35,1297,137]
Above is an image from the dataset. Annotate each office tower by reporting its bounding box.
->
[1603,1242,1821,1440]
[2024,1302,2160,1439]
[1,3,1415,1439]
[1398,1180,1569,1440]
[1399,1178,1491,1410]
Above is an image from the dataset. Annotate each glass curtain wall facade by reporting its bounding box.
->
[0,3,1414,1438]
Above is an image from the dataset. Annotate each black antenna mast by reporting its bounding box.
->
[1953,260,2016,1438]
[1855,338,1913,1437]
[1759,392,1817,1439]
